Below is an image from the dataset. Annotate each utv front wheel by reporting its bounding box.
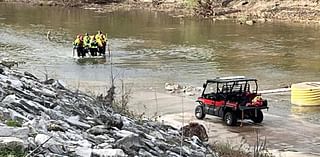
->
[224,111,237,126]
[195,105,206,120]
[251,109,263,123]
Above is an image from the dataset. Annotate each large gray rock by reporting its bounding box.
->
[2,94,19,104]
[96,114,123,129]
[87,125,109,136]
[0,126,29,139]
[97,142,112,149]
[150,130,165,140]
[0,107,11,120]
[116,114,133,128]
[138,148,153,157]
[8,108,29,122]
[27,137,37,150]
[75,147,92,157]
[115,134,142,148]
[52,80,66,89]
[245,20,255,25]
[115,130,137,138]
[66,116,91,129]
[35,134,54,146]
[166,150,180,157]
[47,121,67,132]
[191,150,206,157]
[115,134,144,156]
[24,71,38,80]
[34,134,67,155]
[91,134,114,145]
[91,148,126,157]
[0,137,26,153]
[170,146,191,156]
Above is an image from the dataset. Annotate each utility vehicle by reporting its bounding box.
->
[195,76,268,126]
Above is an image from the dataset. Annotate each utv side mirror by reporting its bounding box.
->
[203,83,207,88]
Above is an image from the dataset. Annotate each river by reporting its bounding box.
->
[1,2,320,155]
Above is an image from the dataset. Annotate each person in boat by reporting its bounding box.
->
[83,33,91,56]
[73,35,85,58]
[95,31,106,56]
[90,35,98,56]
[96,31,107,56]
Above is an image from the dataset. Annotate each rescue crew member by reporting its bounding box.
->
[95,31,102,41]
[83,33,91,55]
[90,35,98,56]
[73,35,85,58]
[96,31,107,55]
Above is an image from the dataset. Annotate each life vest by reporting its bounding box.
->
[95,34,101,41]
[83,36,90,47]
[73,38,83,47]
[90,37,98,48]
[96,38,103,47]
[100,34,107,44]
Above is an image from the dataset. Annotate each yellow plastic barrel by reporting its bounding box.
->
[291,82,320,107]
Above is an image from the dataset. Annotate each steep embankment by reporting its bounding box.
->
[194,0,320,23]
[0,66,213,156]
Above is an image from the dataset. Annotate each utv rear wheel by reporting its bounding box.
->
[224,111,237,126]
[251,109,263,123]
[195,105,206,120]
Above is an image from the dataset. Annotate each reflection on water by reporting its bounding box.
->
[0,3,320,122]
[292,105,320,114]
[291,106,320,124]
[76,57,108,65]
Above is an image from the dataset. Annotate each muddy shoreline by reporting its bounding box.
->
[129,90,320,157]
[3,0,320,24]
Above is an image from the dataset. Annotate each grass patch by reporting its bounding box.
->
[6,120,22,127]
[184,0,198,9]
[211,130,274,157]
[0,147,25,157]
[212,141,250,157]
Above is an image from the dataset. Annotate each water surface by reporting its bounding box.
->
[0,3,320,123]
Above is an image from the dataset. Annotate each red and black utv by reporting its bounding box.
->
[195,76,268,126]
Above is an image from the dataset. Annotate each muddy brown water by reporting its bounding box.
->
[0,2,320,155]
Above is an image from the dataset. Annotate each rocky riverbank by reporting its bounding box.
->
[0,66,214,156]
[3,0,320,23]
[194,0,320,24]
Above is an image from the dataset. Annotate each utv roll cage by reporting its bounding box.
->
[202,77,258,96]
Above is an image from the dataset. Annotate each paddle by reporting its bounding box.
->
[107,41,111,59]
